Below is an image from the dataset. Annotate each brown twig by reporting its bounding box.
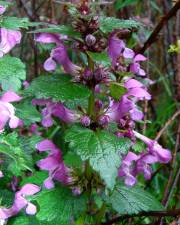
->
[161,124,180,206]
[138,0,180,54]
[101,209,180,225]
[155,110,180,141]
[15,0,34,20]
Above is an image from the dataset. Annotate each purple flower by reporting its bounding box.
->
[80,115,91,127]
[134,153,157,180]
[0,28,21,57]
[108,35,147,76]
[35,33,81,75]
[35,33,62,45]
[32,99,79,127]
[29,123,42,135]
[0,91,22,132]
[45,45,81,75]
[108,34,135,65]
[98,115,110,127]
[0,5,6,15]
[108,34,125,66]
[130,54,147,76]
[133,131,172,163]
[36,139,72,189]
[124,78,151,100]
[0,184,40,220]
[106,95,143,123]
[118,152,139,186]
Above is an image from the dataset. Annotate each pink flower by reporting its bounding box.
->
[0,91,22,132]
[36,140,72,189]
[118,152,139,186]
[130,54,147,76]
[108,34,135,66]
[0,170,3,178]
[0,184,40,220]
[45,45,81,75]
[133,131,172,163]
[35,33,81,75]
[0,28,21,57]
[0,5,6,15]
[35,33,62,45]
[108,34,125,66]
[124,78,151,100]
[105,95,144,123]
[32,99,79,127]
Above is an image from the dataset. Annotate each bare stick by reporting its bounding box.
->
[138,0,180,54]
[101,209,180,225]
[155,110,180,141]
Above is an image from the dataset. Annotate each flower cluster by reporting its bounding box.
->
[118,131,171,186]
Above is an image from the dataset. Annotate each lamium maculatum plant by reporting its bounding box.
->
[0,1,174,225]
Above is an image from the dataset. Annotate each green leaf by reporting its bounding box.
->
[87,51,111,67]
[0,17,31,29]
[64,151,82,168]
[8,214,53,225]
[0,189,14,208]
[104,183,164,214]
[34,186,87,224]
[99,17,141,33]
[15,99,42,126]
[132,141,145,153]
[114,0,138,11]
[19,135,43,155]
[24,74,90,104]
[0,133,33,176]
[0,56,26,91]
[110,82,127,100]
[32,25,81,38]
[20,171,48,187]
[65,126,131,189]
[0,1,13,7]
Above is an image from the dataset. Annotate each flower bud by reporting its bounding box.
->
[85,34,96,47]
[98,115,110,126]
[80,115,91,127]
[94,68,104,81]
[95,99,103,111]
[72,186,82,196]
[83,68,93,80]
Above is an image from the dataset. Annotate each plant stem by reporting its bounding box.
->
[95,203,106,225]
[88,91,95,119]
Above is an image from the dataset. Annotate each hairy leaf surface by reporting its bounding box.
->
[25,74,90,103]
[65,125,131,189]
[104,183,164,214]
[0,56,26,91]
[33,186,87,224]
[99,17,141,33]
